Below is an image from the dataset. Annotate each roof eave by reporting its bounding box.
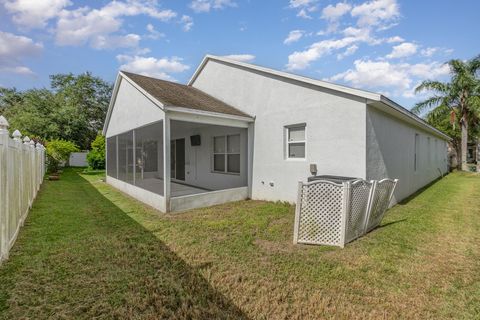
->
[373,96,451,141]
[164,105,255,122]
[188,55,381,101]
[102,73,122,136]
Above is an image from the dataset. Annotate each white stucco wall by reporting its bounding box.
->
[105,78,164,138]
[106,176,166,212]
[192,59,367,202]
[170,121,248,190]
[366,105,448,203]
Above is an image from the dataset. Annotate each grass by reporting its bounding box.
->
[0,169,479,319]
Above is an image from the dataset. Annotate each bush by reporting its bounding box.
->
[87,134,105,170]
[46,139,79,173]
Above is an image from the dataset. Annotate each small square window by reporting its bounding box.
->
[213,134,241,174]
[227,154,240,173]
[286,124,306,159]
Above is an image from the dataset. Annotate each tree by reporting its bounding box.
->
[86,134,106,170]
[0,72,112,150]
[413,55,480,171]
[46,139,79,173]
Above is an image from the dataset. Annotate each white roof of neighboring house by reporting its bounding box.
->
[189,55,451,141]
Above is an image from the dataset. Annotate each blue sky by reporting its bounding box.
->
[0,0,479,109]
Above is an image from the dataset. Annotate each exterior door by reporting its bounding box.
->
[171,138,185,181]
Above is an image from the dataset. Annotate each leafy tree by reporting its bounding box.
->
[87,134,106,170]
[413,55,480,171]
[46,139,79,173]
[425,104,480,169]
[0,72,112,150]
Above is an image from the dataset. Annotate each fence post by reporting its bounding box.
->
[23,137,31,208]
[362,180,377,235]
[12,130,23,227]
[340,181,351,248]
[0,116,9,260]
[28,140,35,202]
[293,181,303,244]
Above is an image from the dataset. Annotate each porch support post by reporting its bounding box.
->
[247,122,254,199]
[163,114,171,212]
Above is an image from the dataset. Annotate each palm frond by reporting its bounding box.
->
[467,54,480,74]
[448,59,468,77]
[411,96,445,115]
[414,80,450,94]
[425,104,450,122]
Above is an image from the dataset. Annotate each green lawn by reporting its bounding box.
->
[1,169,479,319]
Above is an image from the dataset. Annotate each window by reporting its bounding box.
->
[213,134,240,174]
[286,124,306,159]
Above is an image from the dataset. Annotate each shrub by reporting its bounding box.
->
[46,139,79,173]
[87,134,105,170]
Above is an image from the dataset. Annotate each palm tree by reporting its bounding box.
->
[413,55,480,171]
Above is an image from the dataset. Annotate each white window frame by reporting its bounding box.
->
[212,134,241,175]
[285,123,306,160]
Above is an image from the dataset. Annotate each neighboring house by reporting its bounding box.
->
[448,140,479,171]
[69,151,89,167]
[102,55,450,213]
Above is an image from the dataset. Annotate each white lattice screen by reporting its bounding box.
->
[294,178,397,248]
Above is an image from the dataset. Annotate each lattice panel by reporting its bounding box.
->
[366,179,397,232]
[297,181,344,246]
[345,180,372,243]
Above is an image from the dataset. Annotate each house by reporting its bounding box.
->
[102,55,450,213]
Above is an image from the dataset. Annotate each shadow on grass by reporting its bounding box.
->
[396,175,446,205]
[375,218,407,230]
[0,168,247,319]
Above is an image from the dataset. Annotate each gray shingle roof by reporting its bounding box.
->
[121,71,251,118]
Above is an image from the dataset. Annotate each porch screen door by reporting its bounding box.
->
[171,138,185,181]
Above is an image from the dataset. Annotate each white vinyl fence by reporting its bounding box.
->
[0,116,45,263]
[293,178,398,248]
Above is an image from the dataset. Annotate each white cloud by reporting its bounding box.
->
[117,55,190,81]
[181,15,194,31]
[321,2,351,21]
[420,47,438,57]
[189,0,236,13]
[287,36,359,70]
[319,2,352,33]
[146,23,165,40]
[284,30,304,45]
[289,0,317,8]
[287,0,403,70]
[328,59,450,97]
[351,0,400,28]
[3,0,71,28]
[386,42,417,59]
[0,31,42,75]
[386,35,404,43]
[287,26,381,70]
[222,54,255,63]
[55,1,176,48]
[90,33,141,50]
[289,0,318,19]
[296,8,312,19]
[337,45,358,60]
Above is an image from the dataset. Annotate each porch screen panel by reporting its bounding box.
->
[106,136,117,178]
[133,121,164,195]
[118,131,134,184]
